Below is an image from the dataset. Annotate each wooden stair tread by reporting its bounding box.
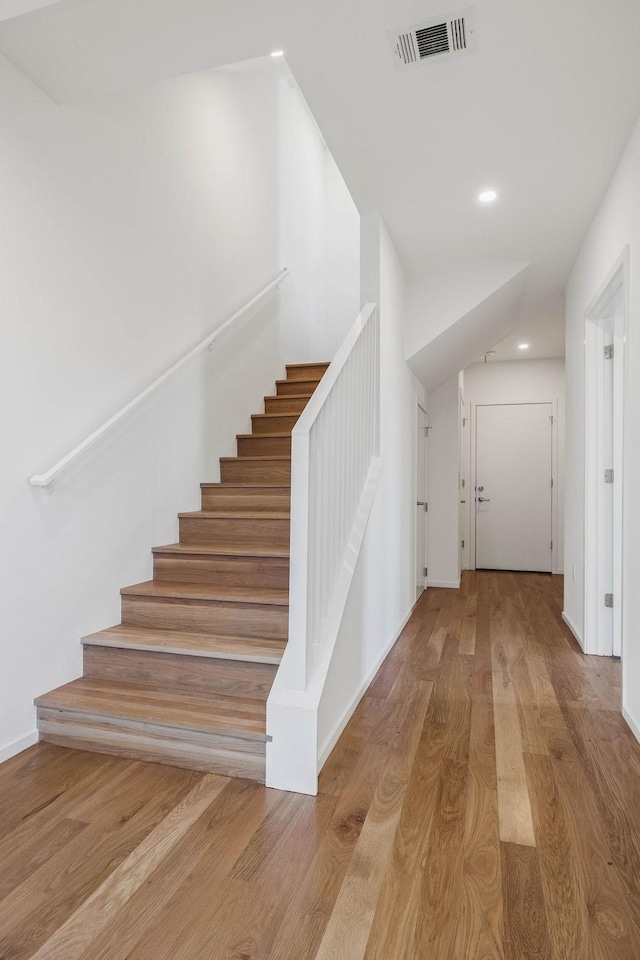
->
[120,580,289,606]
[35,678,267,740]
[236,432,292,439]
[251,413,298,420]
[264,393,314,401]
[178,510,290,520]
[275,378,320,387]
[199,483,290,491]
[152,542,290,558]
[219,456,291,462]
[264,393,311,404]
[286,362,330,370]
[82,626,286,663]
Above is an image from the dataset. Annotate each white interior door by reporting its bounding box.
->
[475,403,553,572]
[416,405,427,598]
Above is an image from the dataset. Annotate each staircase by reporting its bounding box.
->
[35,362,329,783]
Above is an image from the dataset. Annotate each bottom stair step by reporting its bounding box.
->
[35,678,267,781]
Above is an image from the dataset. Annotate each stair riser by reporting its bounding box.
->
[121,596,288,639]
[251,415,298,435]
[276,379,319,397]
[200,489,290,512]
[264,396,309,414]
[179,516,289,548]
[220,459,291,484]
[237,435,291,457]
[83,645,277,701]
[286,364,329,381]
[153,553,289,589]
[37,708,265,780]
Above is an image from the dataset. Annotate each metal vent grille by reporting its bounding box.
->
[450,17,467,50]
[395,31,418,65]
[389,8,477,71]
[415,22,449,58]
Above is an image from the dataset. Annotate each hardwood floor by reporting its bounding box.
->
[3,571,640,959]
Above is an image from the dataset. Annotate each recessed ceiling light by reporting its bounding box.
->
[271,50,284,57]
[478,189,497,203]
[518,343,529,350]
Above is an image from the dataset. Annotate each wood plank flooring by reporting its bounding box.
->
[3,571,639,959]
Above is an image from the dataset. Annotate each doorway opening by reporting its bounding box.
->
[584,250,627,659]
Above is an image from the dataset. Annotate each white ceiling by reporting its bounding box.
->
[484,312,566,363]
[2,0,640,354]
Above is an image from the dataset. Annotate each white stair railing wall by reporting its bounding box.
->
[267,303,382,794]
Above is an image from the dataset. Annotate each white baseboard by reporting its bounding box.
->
[0,730,38,765]
[317,604,415,770]
[623,706,640,745]
[562,611,584,650]
[426,578,461,589]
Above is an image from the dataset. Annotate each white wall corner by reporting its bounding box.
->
[562,610,584,650]
[0,730,38,765]
[622,706,640,747]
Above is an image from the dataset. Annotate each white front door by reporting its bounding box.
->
[475,402,553,572]
[416,405,427,598]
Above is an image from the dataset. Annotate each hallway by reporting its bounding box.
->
[1,572,638,959]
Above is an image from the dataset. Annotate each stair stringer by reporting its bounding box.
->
[265,457,382,795]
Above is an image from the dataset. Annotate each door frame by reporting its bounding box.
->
[415,401,428,598]
[583,248,627,658]
[469,399,559,573]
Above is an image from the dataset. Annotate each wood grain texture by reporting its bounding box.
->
[152,550,290,588]
[83,644,278,700]
[264,393,310,413]
[251,413,299,434]
[27,774,228,960]
[82,625,286,664]
[178,513,290,548]
[14,572,640,960]
[501,842,552,960]
[236,433,292,457]
[275,377,320,396]
[37,709,266,779]
[36,678,267,737]
[120,594,288,638]
[219,455,291,484]
[491,597,536,847]
[285,362,330,380]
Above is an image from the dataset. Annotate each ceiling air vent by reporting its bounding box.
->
[389,9,477,71]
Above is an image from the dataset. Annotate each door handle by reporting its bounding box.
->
[477,497,491,502]
[417,501,426,506]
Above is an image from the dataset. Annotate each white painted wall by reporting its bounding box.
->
[0,55,360,759]
[278,80,361,365]
[462,358,565,573]
[425,375,461,589]
[316,212,425,764]
[565,113,640,740]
